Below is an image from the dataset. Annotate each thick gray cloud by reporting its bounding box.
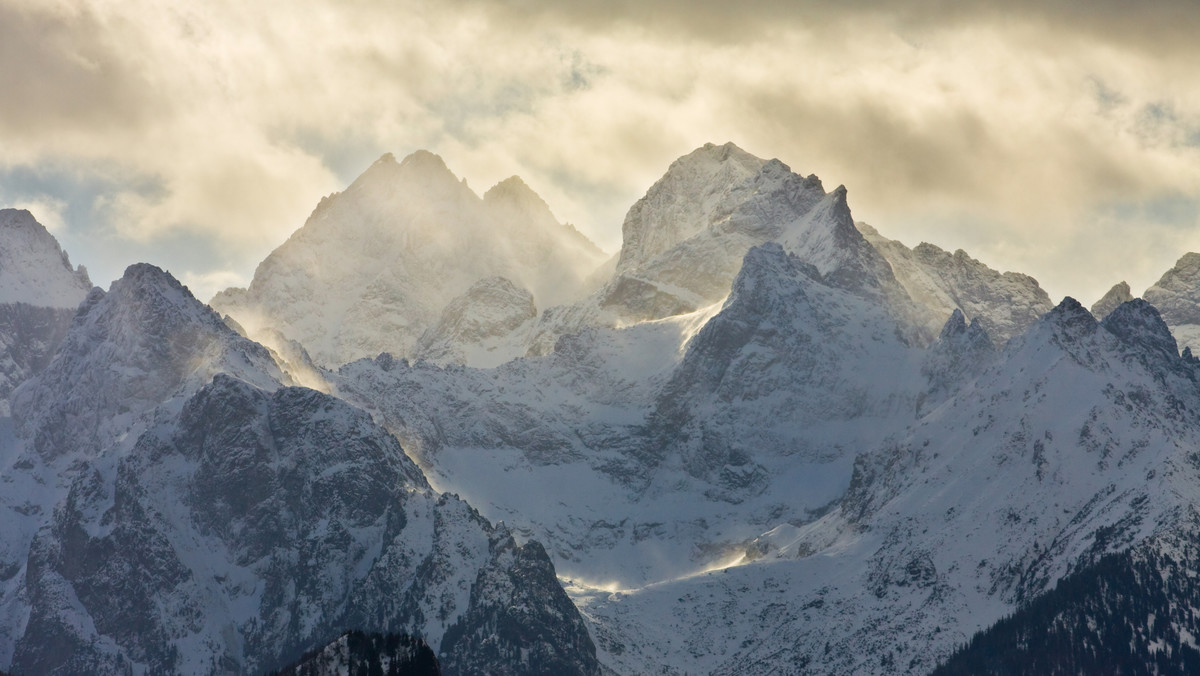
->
[1,0,1198,302]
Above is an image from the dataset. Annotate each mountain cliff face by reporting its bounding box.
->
[412,277,537,368]
[0,209,92,415]
[1145,253,1200,326]
[530,143,923,354]
[646,242,921,501]
[1090,280,1134,319]
[11,375,598,675]
[0,264,600,675]
[0,209,91,309]
[1144,252,1200,353]
[210,152,605,368]
[858,222,1053,344]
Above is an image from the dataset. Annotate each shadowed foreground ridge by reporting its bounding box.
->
[268,632,441,676]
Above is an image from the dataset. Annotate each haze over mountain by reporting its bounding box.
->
[6,141,1200,675]
[211,151,605,368]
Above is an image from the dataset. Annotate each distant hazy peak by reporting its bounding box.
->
[1090,281,1133,319]
[0,208,92,308]
[616,142,781,272]
[344,148,464,199]
[483,174,556,220]
[1044,296,1099,337]
[398,148,451,172]
[484,175,538,201]
[693,141,767,167]
[1144,252,1200,326]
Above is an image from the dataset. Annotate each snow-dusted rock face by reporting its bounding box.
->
[413,276,537,368]
[211,152,606,367]
[647,243,922,500]
[1143,253,1200,353]
[0,209,91,309]
[0,209,92,415]
[0,304,76,417]
[858,222,1053,344]
[1145,252,1200,326]
[483,176,605,308]
[919,308,996,414]
[610,143,904,318]
[10,375,599,676]
[12,263,285,462]
[1090,280,1133,319]
[1,264,600,676]
[617,142,769,272]
[529,143,924,355]
[576,296,1200,675]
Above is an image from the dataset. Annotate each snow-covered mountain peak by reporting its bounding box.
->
[1100,298,1179,364]
[12,263,283,461]
[0,208,92,308]
[615,141,772,272]
[212,150,606,367]
[482,175,604,259]
[1042,296,1099,338]
[697,140,765,166]
[397,148,453,174]
[1143,252,1200,327]
[921,308,996,412]
[106,263,252,342]
[939,307,968,336]
[343,149,468,205]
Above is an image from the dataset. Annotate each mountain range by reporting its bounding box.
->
[4,141,1200,674]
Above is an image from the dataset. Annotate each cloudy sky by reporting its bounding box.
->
[3,0,1199,304]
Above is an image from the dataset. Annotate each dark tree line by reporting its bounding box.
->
[266,631,440,676]
[935,536,1200,675]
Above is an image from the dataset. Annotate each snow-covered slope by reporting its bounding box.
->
[211,152,606,367]
[576,297,1200,674]
[858,222,1053,344]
